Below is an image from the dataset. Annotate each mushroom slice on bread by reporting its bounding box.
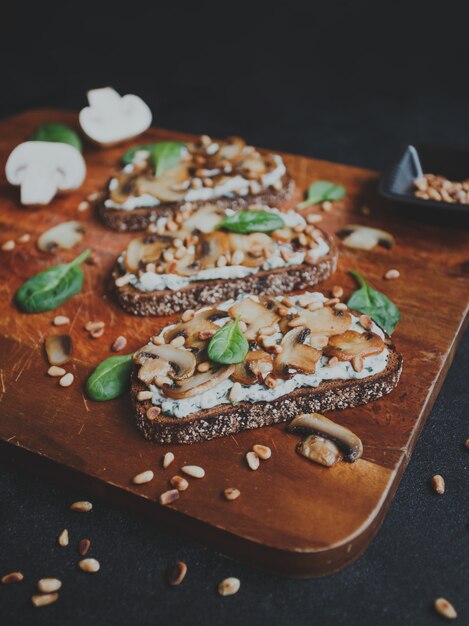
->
[164,366,235,399]
[290,306,352,336]
[229,298,280,341]
[217,136,246,161]
[232,351,273,385]
[324,330,384,361]
[227,233,275,268]
[136,163,190,203]
[124,237,172,272]
[163,308,226,351]
[273,327,321,378]
[135,343,196,383]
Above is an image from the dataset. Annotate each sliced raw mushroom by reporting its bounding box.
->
[163,308,227,351]
[273,327,321,378]
[324,330,384,361]
[45,334,72,366]
[136,163,190,202]
[232,351,273,385]
[164,365,235,399]
[197,232,230,269]
[37,221,85,253]
[135,343,196,383]
[217,136,246,162]
[336,225,395,250]
[297,435,343,467]
[290,306,352,336]
[229,297,280,341]
[182,204,225,234]
[288,412,363,463]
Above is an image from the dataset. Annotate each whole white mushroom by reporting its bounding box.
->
[79,87,152,146]
[5,141,86,206]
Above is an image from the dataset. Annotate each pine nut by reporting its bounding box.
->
[259,325,276,336]
[159,489,180,506]
[53,315,70,326]
[325,297,340,306]
[70,501,92,513]
[170,476,189,491]
[115,274,131,288]
[231,250,245,265]
[238,320,248,332]
[85,321,105,332]
[182,309,195,322]
[307,301,323,311]
[59,373,74,387]
[78,201,90,212]
[253,444,271,460]
[216,255,227,268]
[2,572,24,584]
[78,558,100,573]
[111,335,127,352]
[332,285,344,298]
[198,329,216,340]
[351,356,364,373]
[218,577,240,596]
[146,406,161,420]
[58,529,69,547]
[132,470,154,485]
[321,200,333,211]
[32,593,59,607]
[359,314,373,330]
[334,303,348,311]
[306,213,323,223]
[38,578,62,593]
[229,382,242,403]
[137,390,153,401]
[152,335,165,345]
[264,374,277,388]
[170,335,185,348]
[79,539,91,556]
[1,240,15,251]
[17,233,31,243]
[181,465,205,479]
[90,327,104,339]
[432,474,445,494]
[197,361,210,373]
[224,487,241,501]
[162,452,175,468]
[246,451,260,470]
[328,356,339,367]
[48,365,66,377]
[384,269,400,280]
[434,597,457,619]
[288,316,306,328]
[166,561,187,586]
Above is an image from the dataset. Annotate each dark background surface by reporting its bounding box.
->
[1,1,469,624]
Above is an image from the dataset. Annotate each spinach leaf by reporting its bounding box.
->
[122,141,185,175]
[218,210,285,234]
[298,180,346,209]
[347,270,400,335]
[15,249,90,313]
[30,123,83,152]
[208,317,249,364]
[86,354,133,401]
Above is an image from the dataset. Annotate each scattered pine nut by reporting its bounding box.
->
[181,465,205,479]
[32,593,59,607]
[84,321,105,332]
[132,470,154,485]
[253,444,272,460]
[229,382,242,403]
[321,200,333,212]
[434,597,457,619]
[70,501,93,513]
[2,572,24,584]
[57,529,69,547]
[170,476,189,491]
[224,488,241,501]
[53,315,70,326]
[218,577,240,597]
[59,373,74,387]
[79,539,91,556]
[77,201,90,212]
[17,233,31,243]
[90,327,104,339]
[137,390,153,401]
[87,192,100,203]
[78,558,100,573]
[166,561,187,586]
[38,578,62,593]
[432,474,445,494]
[331,285,344,298]
[197,361,210,373]
[162,452,175,469]
[1,240,15,251]
[111,335,127,352]
[384,269,400,280]
[115,274,131,288]
[359,314,373,330]
[246,451,260,471]
[47,366,66,377]
[306,213,322,223]
[159,489,180,506]
[351,356,364,373]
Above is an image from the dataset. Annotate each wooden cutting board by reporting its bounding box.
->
[0,109,468,578]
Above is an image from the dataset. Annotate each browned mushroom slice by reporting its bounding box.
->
[45,334,72,366]
[136,163,190,202]
[163,308,227,351]
[124,237,145,272]
[288,413,363,463]
[290,306,352,336]
[273,327,321,378]
[297,435,343,467]
[182,204,225,234]
[109,170,140,204]
[197,232,230,270]
[232,351,273,385]
[229,298,280,341]
[227,232,274,268]
[135,343,196,383]
[138,356,173,384]
[217,136,246,162]
[164,365,235,399]
[324,330,384,361]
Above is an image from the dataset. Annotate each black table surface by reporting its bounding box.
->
[1,2,468,624]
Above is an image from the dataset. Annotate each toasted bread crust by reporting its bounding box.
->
[113,231,338,316]
[131,339,403,444]
[98,173,295,232]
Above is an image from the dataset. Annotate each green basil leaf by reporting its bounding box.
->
[121,141,185,175]
[218,210,285,234]
[208,318,249,364]
[15,249,90,313]
[298,180,346,209]
[30,123,82,152]
[86,354,133,401]
[347,270,400,335]
[121,143,155,165]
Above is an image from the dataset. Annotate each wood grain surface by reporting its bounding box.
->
[0,109,468,578]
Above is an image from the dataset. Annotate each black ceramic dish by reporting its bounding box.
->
[380,144,469,213]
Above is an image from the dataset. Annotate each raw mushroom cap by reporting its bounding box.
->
[297,435,343,467]
[5,141,86,206]
[324,330,384,361]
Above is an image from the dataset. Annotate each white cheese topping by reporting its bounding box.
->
[147,292,389,418]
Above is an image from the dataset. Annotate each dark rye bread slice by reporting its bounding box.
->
[98,173,295,232]
[114,231,338,317]
[131,339,403,445]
